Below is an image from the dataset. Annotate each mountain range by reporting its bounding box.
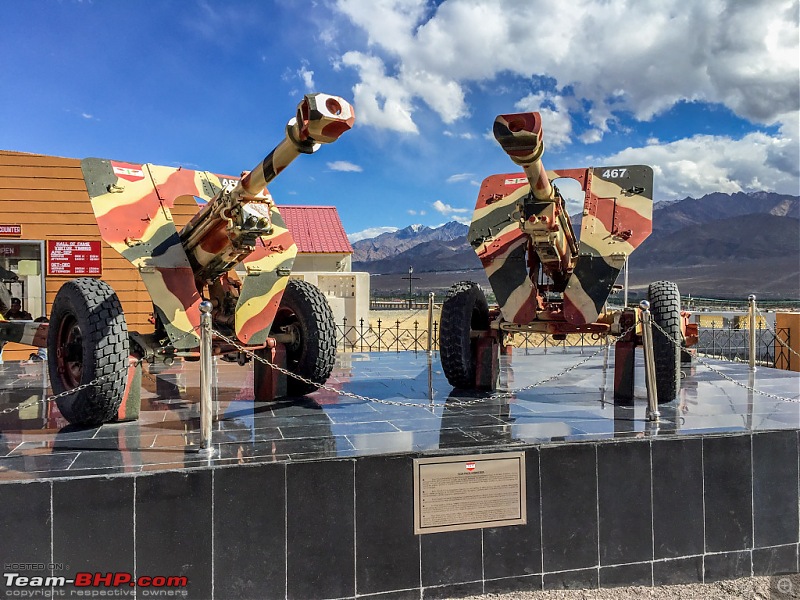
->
[352,191,800,299]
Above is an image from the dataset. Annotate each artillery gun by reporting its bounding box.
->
[440,111,690,402]
[0,93,355,426]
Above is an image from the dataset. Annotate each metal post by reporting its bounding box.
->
[426,292,434,354]
[748,294,757,372]
[198,301,215,456]
[600,339,610,406]
[623,255,629,308]
[640,300,660,421]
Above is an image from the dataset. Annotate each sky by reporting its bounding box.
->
[1,0,798,242]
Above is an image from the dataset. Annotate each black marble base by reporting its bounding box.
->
[0,349,798,599]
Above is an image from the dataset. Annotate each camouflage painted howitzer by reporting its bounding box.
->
[440,110,689,403]
[0,93,355,426]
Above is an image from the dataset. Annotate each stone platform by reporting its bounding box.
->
[0,348,798,599]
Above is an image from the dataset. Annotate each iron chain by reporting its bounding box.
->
[0,325,202,416]
[0,359,143,416]
[212,324,634,408]
[650,320,800,404]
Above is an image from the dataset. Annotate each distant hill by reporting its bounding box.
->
[354,191,800,299]
[651,191,799,232]
[632,214,799,266]
[352,222,468,262]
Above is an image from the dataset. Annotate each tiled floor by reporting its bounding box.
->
[0,348,798,480]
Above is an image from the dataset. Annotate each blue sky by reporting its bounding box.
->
[1,0,797,241]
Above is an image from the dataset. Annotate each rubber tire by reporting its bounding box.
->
[439,281,490,389]
[47,278,129,426]
[648,280,681,404]
[271,279,336,396]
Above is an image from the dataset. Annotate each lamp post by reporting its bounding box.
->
[402,266,420,308]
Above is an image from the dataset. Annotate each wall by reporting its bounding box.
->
[775,312,800,372]
[1,431,797,598]
[292,252,350,273]
[291,271,370,332]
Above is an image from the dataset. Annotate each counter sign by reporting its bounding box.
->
[0,224,22,237]
[47,240,102,276]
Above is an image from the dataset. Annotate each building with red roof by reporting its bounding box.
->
[280,205,369,330]
[280,206,354,272]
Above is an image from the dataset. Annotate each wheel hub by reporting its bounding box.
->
[56,316,83,388]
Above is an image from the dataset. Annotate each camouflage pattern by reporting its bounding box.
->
[470,110,653,331]
[82,159,208,349]
[561,166,652,325]
[0,319,49,347]
[82,93,354,350]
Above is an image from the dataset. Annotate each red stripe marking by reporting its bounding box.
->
[563,294,591,325]
[237,290,284,343]
[474,174,528,210]
[96,188,162,244]
[244,231,295,263]
[157,267,202,329]
[153,166,203,208]
[511,292,539,324]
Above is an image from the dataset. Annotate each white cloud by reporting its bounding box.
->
[432,199,470,216]
[347,226,399,242]
[443,130,476,139]
[81,113,94,120]
[407,209,427,215]
[514,92,572,148]
[598,127,799,200]
[332,0,799,150]
[341,52,419,133]
[299,64,315,90]
[446,173,473,183]
[327,160,363,172]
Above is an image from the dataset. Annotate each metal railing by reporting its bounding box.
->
[695,323,783,367]
[334,318,609,353]
[337,317,440,352]
[775,327,793,370]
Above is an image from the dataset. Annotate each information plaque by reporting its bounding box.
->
[47,240,102,276]
[413,452,526,534]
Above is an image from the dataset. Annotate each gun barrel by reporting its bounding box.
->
[493,112,554,202]
[180,93,354,282]
[237,93,355,195]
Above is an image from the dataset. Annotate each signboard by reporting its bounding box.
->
[413,452,526,534]
[47,240,102,276]
[0,244,20,257]
[0,224,22,237]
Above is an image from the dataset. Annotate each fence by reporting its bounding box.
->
[695,322,789,368]
[334,317,606,353]
[336,315,792,370]
[336,317,439,352]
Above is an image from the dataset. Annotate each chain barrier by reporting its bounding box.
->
[0,367,134,416]
[651,320,800,404]
[212,324,635,408]
[0,325,202,416]
[756,306,800,359]
[14,317,793,418]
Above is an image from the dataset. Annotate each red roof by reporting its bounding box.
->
[279,206,353,254]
